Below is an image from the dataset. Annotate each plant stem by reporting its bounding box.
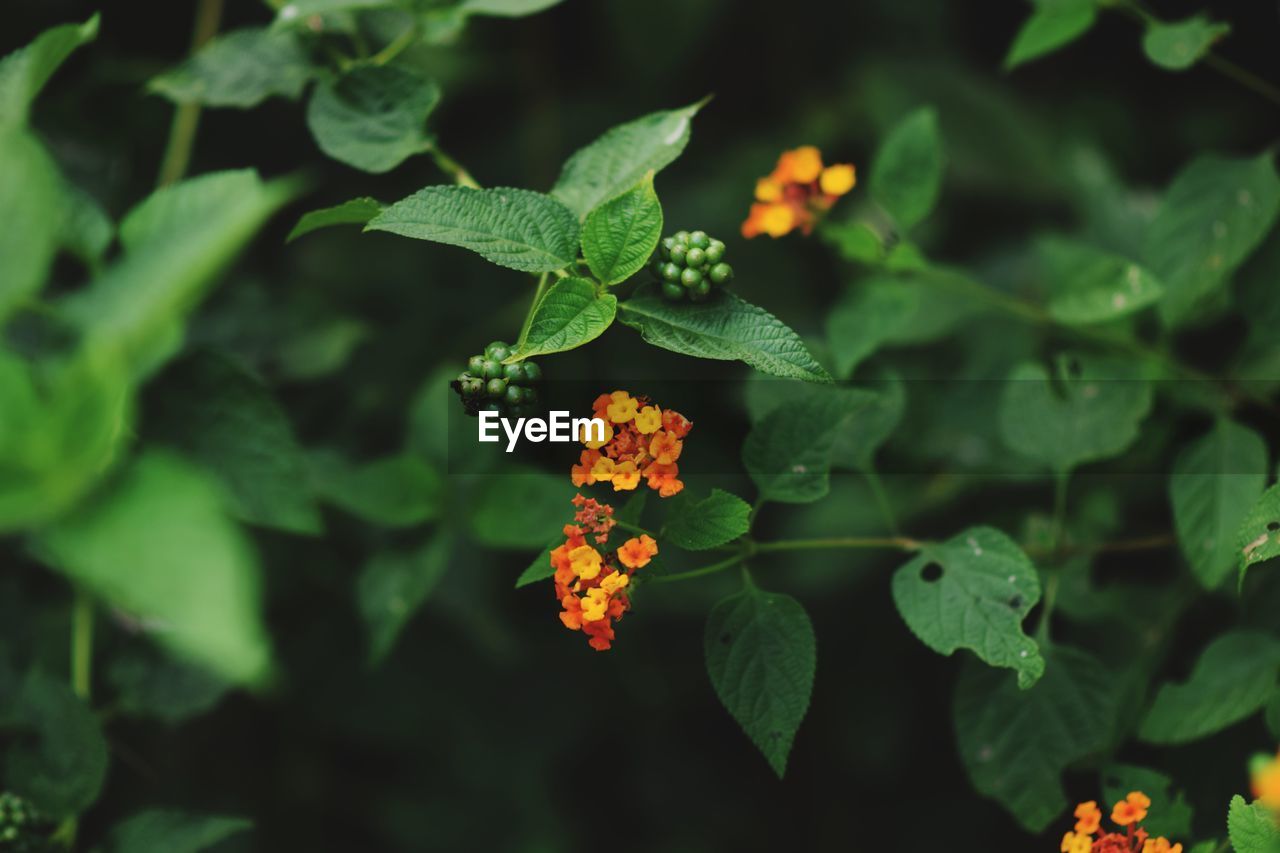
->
[1035,570,1059,645]
[429,145,481,189]
[648,553,746,584]
[754,535,924,553]
[156,0,223,187]
[515,272,552,350]
[55,589,94,848]
[862,468,899,536]
[370,24,418,65]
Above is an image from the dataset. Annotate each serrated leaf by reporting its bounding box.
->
[1139,631,1280,744]
[0,15,99,127]
[287,197,383,242]
[38,452,274,686]
[0,128,61,323]
[954,646,1117,832]
[468,468,576,549]
[1148,153,1280,327]
[665,489,750,551]
[1229,795,1280,853]
[552,101,704,219]
[1004,0,1097,70]
[618,292,831,382]
[1170,419,1267,589]
[310,450,443,528]
[145,351,322,535]
[581,173,663,284]
[358,534,451,664]
[704,580,815,777]
[514,542,557,588]
[367,185,579,272]
[1238,483,1280,585]
[149,27,313,108]
[999,354,1153,474]
[100,810,252,853]
[306,64,439,173]
[1038,235,1164,324]
[511,277,616,359]
[1100,765,1193,840]
[894,526,1044,688]
[869,107,943,230]
[1143,15,1230,71]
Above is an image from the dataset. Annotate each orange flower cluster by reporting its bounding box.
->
[741,145,856,239]
[551,494,657,651]
[570,391,692,498]
[1060,794,1181,853]
[1252,750,1280,810]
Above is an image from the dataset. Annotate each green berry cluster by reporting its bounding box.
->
[649,229,734,302]
[452,340,542,418]
[0,792,48,852]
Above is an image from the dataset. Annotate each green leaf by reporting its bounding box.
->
[145,352,322,536]
[1147,152,1280,327]
[468,468,575,549]
[106,645,229,724]
[358,534,451,664]
[821,221,885,265]
[3,671,108,819]
[367,185,580,273]
[58,183,115,271]
[0,15,99,127]
[1037,236,1164,325]
[1229,795,1280,853]
[100,810,252,853]
[704,580,816,777]
[825,280,918,378]
[581,173,663,285]
[149,28,313,108]
[310,451,442,528]
[306,64,439,173]
[743,386,879,503]
[894,526,1044,688]
[287,197,384,242]
[1143,15,1230,71]
[1004,0,1097,70]
[1100,764,1193,840]
[999,354,1153,474]
[552,100,705,219]
[1170,419,1267,589]
[514,542,557,589]
[869,107,944,229]
[0,128,62,323]
[1139,631,1280,744]
[1238,483,1280,585]
[460,0,566,16]
[38,452,274,686]
[830,369,905,472]
[954,646,1117,832]
[618,292,831,382]
[511,277,616,359]
[275,0,401,22]
[665,489,751,551]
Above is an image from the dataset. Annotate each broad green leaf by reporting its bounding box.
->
[468,468,575,549]
[460,0,566,15]
[100,810,252,853]
[1147,153,1280,327]
[0,15,99,127]
[894,526,1044,688]
[830,369,905,472]
[3,671,107,819]
[954,646,1117,832]
[1143,16,1230,71]
[306,65,439,173]
[514,542,557,589]
[618,292,831,382]
[310,451,442,528]
[1229,795,1280,853]
[145,352,322,536]
[999,354,1153,474]
[0,128,61,322]
[38,452,274,686]
[826,281,917,378]
[1004,0,1097,70]
[704,579,815,778]
[287,197,383,242]
[367,186,579,273]
[1037,235,1164,324]
[1100,765,1193,840]
[1238,484,1280,585]
[358,534,451,664]
[869,107,943,229]
[107,645,229,724]
[149,28,313,108]
[743,386,879,503]
[511,277,616,359]
[1139,631,1280,744]
[665,489,750,551]
[552,100,705,219]
[581,173,663,284]
[821,220,885,265]
[1170,419,1267,588]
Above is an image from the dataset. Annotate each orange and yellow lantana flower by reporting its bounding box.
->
[1058,792,1179,853]
[1252,750,1280,810]
[573,390,692,498]
[742,145,856,239]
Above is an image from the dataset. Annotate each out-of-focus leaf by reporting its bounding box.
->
[58,182,114,271]
[1142,15,1229,71]
[460,0,566,16]
[1037,235,1164,325]
[0,15,99,126]
[287,197,384,242]
[825,278,918,378]
[0,129,61,322]
[581,173,663,285]
[869,107,943,230]
[1004,0,1096,70]
[306,65,439,173]
[310,450,443,528]
[468,468,575,549]
[358,534,451,664]
[149,28,313,108]
[100,810,252,853]
[512,277,616,359]
[107,645,230,724]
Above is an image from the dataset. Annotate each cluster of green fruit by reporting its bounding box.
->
[0,792,48,852]
[452,341,542,418]
[649,229,733,302]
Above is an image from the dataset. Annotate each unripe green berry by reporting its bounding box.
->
[484,340,511,360]
[689,278,712,301]
[503,363,525,383]
[522,361,542,382]
[660,262,682,282]
[661,237,677,254]
[672,230,690,243]
[709,262,734,284]
[669,246,686,265]
[467,355,486,375]
[486,378,508,398]
[688,230,710,249]
[661,281,686,301]
[481,359,503,380]
[685,247,706,268]
[680,267,703,287]
[705,240,725,263]
[504,385,525,406]
[465,378,485,397]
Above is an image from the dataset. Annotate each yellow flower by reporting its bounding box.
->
[611,460,640,491]
[784,145,823,183]
[599,571,629,595]
[820,163,856,196]
[568,545,602,581]
[579,419,613,449]
[759,204,795,237]
[605,391,638,423]
[580,587,609,621]
[590,455,616,483]
[1142,839,1182,853]
[1060,832,1091,853]
[755,178,783,202]
[634,405,662,435]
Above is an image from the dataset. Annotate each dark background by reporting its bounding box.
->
[7,0,1280,850]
